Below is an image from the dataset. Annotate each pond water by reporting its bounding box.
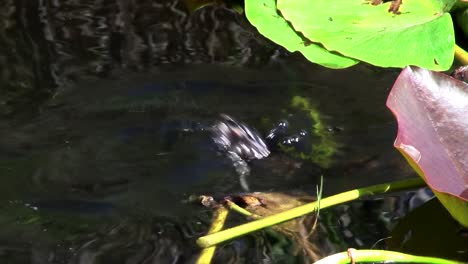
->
[2,1,464,263]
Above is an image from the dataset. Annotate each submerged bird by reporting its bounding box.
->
[211,114,270,161]
[210,114,270,191]
[210,114,309,191]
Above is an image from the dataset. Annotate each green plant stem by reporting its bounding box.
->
[314,249,466,264]
[197,177,425,248]
[196,206,229,264]
[224,200,261,219]
[455,43,468,65]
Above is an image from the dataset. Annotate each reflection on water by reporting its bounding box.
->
[0,0,429,263]
[0,0,280,116]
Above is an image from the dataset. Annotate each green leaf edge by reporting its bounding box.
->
[245,0,358,69]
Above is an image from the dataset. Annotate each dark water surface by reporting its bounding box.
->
[1,1,451,263]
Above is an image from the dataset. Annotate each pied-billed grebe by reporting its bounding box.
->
[210,114,308,191]
[211,114,270,191]
[211,114,270,161]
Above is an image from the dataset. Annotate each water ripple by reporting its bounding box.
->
[0,0,285,116]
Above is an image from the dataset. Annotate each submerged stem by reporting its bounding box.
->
[455,43,468,65]
[196,206,229,264]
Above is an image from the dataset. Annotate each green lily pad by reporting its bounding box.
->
[245,0,358,69]
[277,0,455,70]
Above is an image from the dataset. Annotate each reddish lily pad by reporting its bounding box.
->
[386,66,468,227]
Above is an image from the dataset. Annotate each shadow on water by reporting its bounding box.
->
[2,1,459,263]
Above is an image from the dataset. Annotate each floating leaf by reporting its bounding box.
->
[245,0,358,69]
[277,0,455,70]
[386,66,468,227]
